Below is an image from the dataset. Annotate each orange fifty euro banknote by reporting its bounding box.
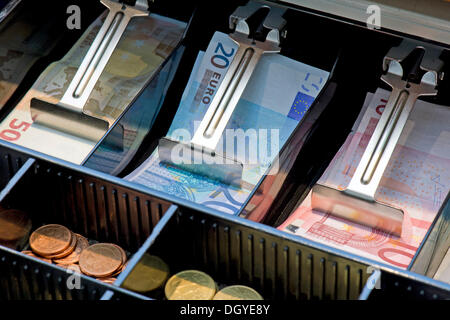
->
[279,88,450,269]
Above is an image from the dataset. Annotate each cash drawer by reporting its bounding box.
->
[0,0,448,300]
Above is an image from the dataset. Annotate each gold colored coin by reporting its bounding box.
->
[29,224,72,257]
[165,270,216,300]
[121,254,169,293]
[79,243,123,278]
[213,285,263,300]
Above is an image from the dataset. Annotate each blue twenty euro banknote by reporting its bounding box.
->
[125,31,329,215]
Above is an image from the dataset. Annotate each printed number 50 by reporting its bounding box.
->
[0,119,31,141]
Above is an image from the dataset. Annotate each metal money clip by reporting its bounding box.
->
[30,0,149,141]
[158,2,286,186]
[311,40,444,236]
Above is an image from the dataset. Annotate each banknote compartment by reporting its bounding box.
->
[84,0,345,215]
[0,152,175,299]
[261,29,450,288]
[254,31,450,228]
[0,0,196,165]
[0,0,107,117]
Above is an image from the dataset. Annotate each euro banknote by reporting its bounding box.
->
[83,45,185,175]
[0,11,186,163]
[125,31,329,215]
[280,88,450,269]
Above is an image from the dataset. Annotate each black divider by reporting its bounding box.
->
[0,143,30,189]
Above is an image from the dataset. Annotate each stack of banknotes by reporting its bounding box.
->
[279,88,450,270]
[125,31,329,215]
[84,45,184,175]
[0,10,186,163]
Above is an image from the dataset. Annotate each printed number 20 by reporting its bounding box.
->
[211,43,235,69]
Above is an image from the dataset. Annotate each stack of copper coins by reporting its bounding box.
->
[0,209,32,249]
[24,224,127,284]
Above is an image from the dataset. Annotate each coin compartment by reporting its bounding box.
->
[0,156,174,300]
[0,0,107,122]
[113,204,450,300]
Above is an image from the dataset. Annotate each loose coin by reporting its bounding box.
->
[79,243,123,278]
[45,231,77,259]
[111,243,127,264]
[0,209,32,242]
[165,270,216,300]
[111,261,128,277]
[53,233,89,265]
[99,277,116,284]
[122,254,169,293]
[21,250,52,264]
[213,285,263,300]
[29,224,72,257]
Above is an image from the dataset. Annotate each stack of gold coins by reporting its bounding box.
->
[0,209,32,249]
[163,269,264,300]
[24,224,127,283]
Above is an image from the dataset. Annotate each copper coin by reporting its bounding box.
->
[29,224,72,257]
[99,277,116,284]
[79,243,123,278]
[66,264,82,274]
[21,250,52,264]
[59,263,82,274]
[0,209,32,242]
[53,233,88,265]
[111,261,128,277]
[53,233,88,264]
[111,244,127,264]
[43,231,77,259]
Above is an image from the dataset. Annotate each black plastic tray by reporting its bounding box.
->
[0,140,449,300]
